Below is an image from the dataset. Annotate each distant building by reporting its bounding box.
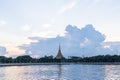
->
[55,44,65,59]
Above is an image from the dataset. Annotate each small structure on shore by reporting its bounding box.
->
[55,44,65,59]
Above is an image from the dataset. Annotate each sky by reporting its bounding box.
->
[0,0,120,57]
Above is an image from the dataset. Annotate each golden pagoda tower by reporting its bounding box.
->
[55,44,64,59]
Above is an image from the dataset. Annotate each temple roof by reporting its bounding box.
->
[55,44,64,59]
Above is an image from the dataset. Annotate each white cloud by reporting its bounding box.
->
[103,45,111,49]
[30,31,56,38]
[19,24,107,57]
[21,24,32,31]
[0,20,6,26]
[42,24,52,28]
[58,1,77,14]
[4,46,25,57]
[19,24,120,57]
[80,38,90,47]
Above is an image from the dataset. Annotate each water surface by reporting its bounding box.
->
[0,64,120,80]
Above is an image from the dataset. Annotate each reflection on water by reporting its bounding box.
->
[57,65,62,79]
[105,65,120,80]
[0,64,120,80]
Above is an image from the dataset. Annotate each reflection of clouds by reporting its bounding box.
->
[1,66,42,80]
[2,65,120,80]
[78,65,105,80]
[0,66,55,80]
[2,66,26,80]
[105,65,120,80]
[56,65,105,80]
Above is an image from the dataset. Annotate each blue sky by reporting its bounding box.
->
[0,0,120,57]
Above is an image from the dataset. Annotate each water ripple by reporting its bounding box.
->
[0,64,120,80]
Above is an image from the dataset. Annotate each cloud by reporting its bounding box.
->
[0,20,6,26]
[0,46,7,56]
[42,24,52,28]
[30,31,56,38]
[101,42,120,55]
[4,47,25,57]
[19,24,120,57]
[58,1,77,14]
[21,24,32,31]
[28,37,47,41]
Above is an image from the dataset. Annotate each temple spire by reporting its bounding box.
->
[59,43,61,52]
[55,43,64,59]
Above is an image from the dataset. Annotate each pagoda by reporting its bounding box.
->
[55,44,65,59]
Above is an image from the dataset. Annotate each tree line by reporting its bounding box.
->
[1,55,120,63]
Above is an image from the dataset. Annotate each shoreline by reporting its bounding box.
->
[1,62,120,66]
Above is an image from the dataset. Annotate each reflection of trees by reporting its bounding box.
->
[105,65,120,80]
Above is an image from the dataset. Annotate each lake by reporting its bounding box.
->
[0,64,120,80]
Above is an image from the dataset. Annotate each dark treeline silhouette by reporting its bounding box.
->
[1,55,120,63]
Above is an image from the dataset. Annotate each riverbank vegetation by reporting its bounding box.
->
[1,55,120,63]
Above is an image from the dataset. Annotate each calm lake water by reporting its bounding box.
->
[0,64,120,80]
